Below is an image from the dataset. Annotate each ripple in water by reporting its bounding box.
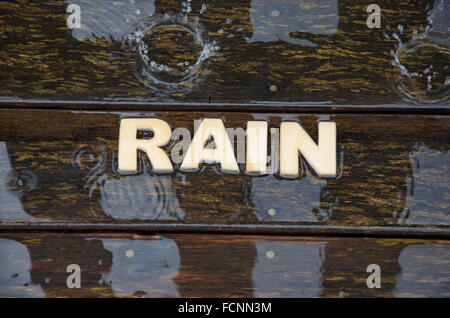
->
[389,0,449,104]
[72,146,184,221]
[392,36,449,104]
[123,13,219,94]
[97,172,184,221]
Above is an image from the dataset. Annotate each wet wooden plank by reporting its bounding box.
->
[0,0,448,106]
[0,109,449,236]
[0,233,449,297]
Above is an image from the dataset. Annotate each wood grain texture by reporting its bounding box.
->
[0,0,448,106]
[0,0,448,299]
[0,109,448,236]
[0,233,449,298]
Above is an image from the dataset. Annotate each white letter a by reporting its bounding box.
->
[181,119,239,173]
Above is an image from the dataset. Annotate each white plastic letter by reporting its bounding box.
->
[246,121,268,174]
[118,118,173,173]
[280,121,336,177]
[181,119,239,173]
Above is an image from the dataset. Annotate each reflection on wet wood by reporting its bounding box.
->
[0,0,448,300]
[0,109,449,236]
[0,0,448,105]
[0,233,449,298]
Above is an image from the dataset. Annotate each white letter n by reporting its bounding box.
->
[280,121,336,178]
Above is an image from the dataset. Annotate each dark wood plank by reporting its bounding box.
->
[0,233,449,297]
[0,109,449,236]
[0,0,448,106]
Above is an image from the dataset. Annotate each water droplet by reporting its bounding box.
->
[271,10,280,17]
[9,170,37,192]
[125,249,135,258]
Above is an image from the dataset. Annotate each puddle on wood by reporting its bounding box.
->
[0,0,448,104]
[0,234,449,297]
[0,112,449,228]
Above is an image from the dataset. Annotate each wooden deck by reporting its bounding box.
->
[0,0,448,297]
